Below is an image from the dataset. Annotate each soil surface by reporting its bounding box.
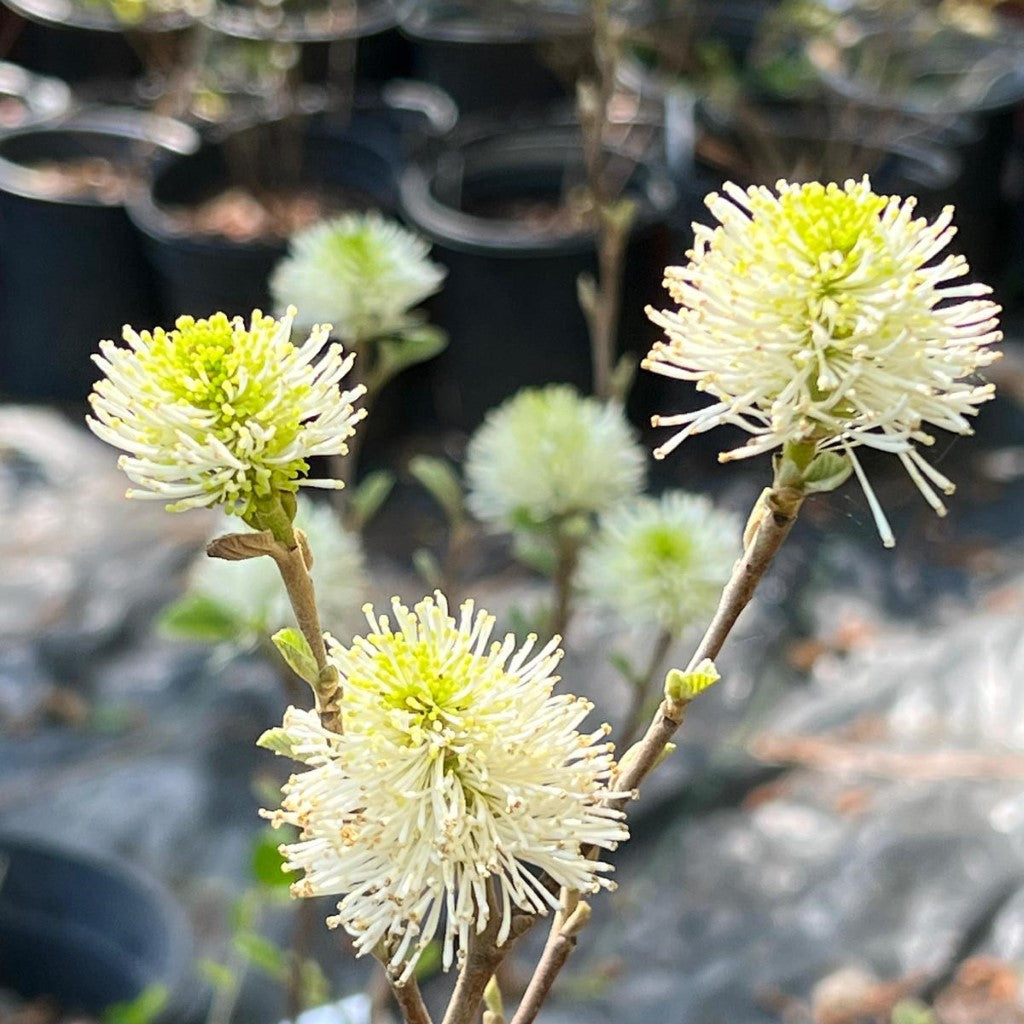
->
[27,157,143,204]
[163,186,365,243]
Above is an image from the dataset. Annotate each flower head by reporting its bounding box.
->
[87,308,365,517]
[270,212,446,340]
[189,495,365,639]
[261,593,629,982]
[465,385,646,532]
[578,492,740,634]
[645,177,1001,546]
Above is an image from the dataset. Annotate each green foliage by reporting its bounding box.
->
[257,725,298,759]
[370,325,448,392]
[102,985,168,1024]
[802,451,853,494]
[409,455,465,526]
[197,958,235,992]
[272,628,319,686]
[157,594,243,643]
[412,547,445,591]
[890,998,937,1024]
[234,931,289,979]
[250,830,292,889]
[413,940,443,980]
[347,469,395,533]
[664,659,721,703]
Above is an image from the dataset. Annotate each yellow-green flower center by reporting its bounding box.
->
[141,312,311,508]
[632,524,694,573]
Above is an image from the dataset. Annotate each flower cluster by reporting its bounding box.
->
[87,308,365,517]
[261,593,629,982]
[579,492,740,635]
[645,177,1001,544]
[270,213,446,341]
[465,385,646,532]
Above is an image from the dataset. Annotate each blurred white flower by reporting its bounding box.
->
[270,212,446,341]
[465,385,646,532]
[190,496,366,639]
[261,593,629,983]
[578,492,740,634]
[88,308,364,517]
[645,177,1001,546]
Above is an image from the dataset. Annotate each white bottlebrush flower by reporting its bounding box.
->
[644,177,1002,546]
[261,593,630,983]
[465,385,646,531]
[87,308,365,517]
[269,212,446,340]
[190,495,366,639]
[578,491,740,635]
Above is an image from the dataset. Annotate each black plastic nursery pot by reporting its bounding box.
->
[0,834,195,1017]
[394,0,589,117]
[0,109,197,403]
[2,0,194,100]
[399,122,677,432]
[129,87,455,322]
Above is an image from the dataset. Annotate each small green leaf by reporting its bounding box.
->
[272,628,319,686]
[250,830,292,889]
[157,595,242,643]
[801,450,853,494]
[197,959,236,992]
[890,999,936,1024]
[234,931,289,980]
[412,548,444,590]
[608,651,636,684]
[408,455,465,525]
[373,325,448,386]
[102,985,168,1024]
[256,726,298,759]
[484,974,504,1018]
[664,658,720,703]
[608,353,638,404]
[298,959,331,1011]
[348,469,395,533]
[413,940,443,980]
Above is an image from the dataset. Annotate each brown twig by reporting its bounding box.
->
[576,0,634,402]
[508,896,590,1024]
[389,975,434,1024]
[615,485,805,795]
[617,626,674,750]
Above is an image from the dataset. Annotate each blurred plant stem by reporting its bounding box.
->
[576,0,635,403]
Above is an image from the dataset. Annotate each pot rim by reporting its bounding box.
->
[0,107,199,206]
[3,0,199,33]
[0,62,73,129]
[201,0,395,41]
[399,123,677,256]
[0,831,196,1019]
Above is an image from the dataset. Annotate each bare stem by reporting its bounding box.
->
[617,627,674,750]
[576,0,633,401]
[489,484,805,1020]
[616,484,805,796]
[549,527,581,640]
[508,893,587,1024]
[442,896,535,1024]
[389,975,434,1024]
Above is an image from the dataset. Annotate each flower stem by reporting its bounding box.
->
[617,482,804,794]
[389,974,434,1024]
[253,492,341,731]
[618,626,674,750]
[500,480,805,1022]
[549,526,582,639]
